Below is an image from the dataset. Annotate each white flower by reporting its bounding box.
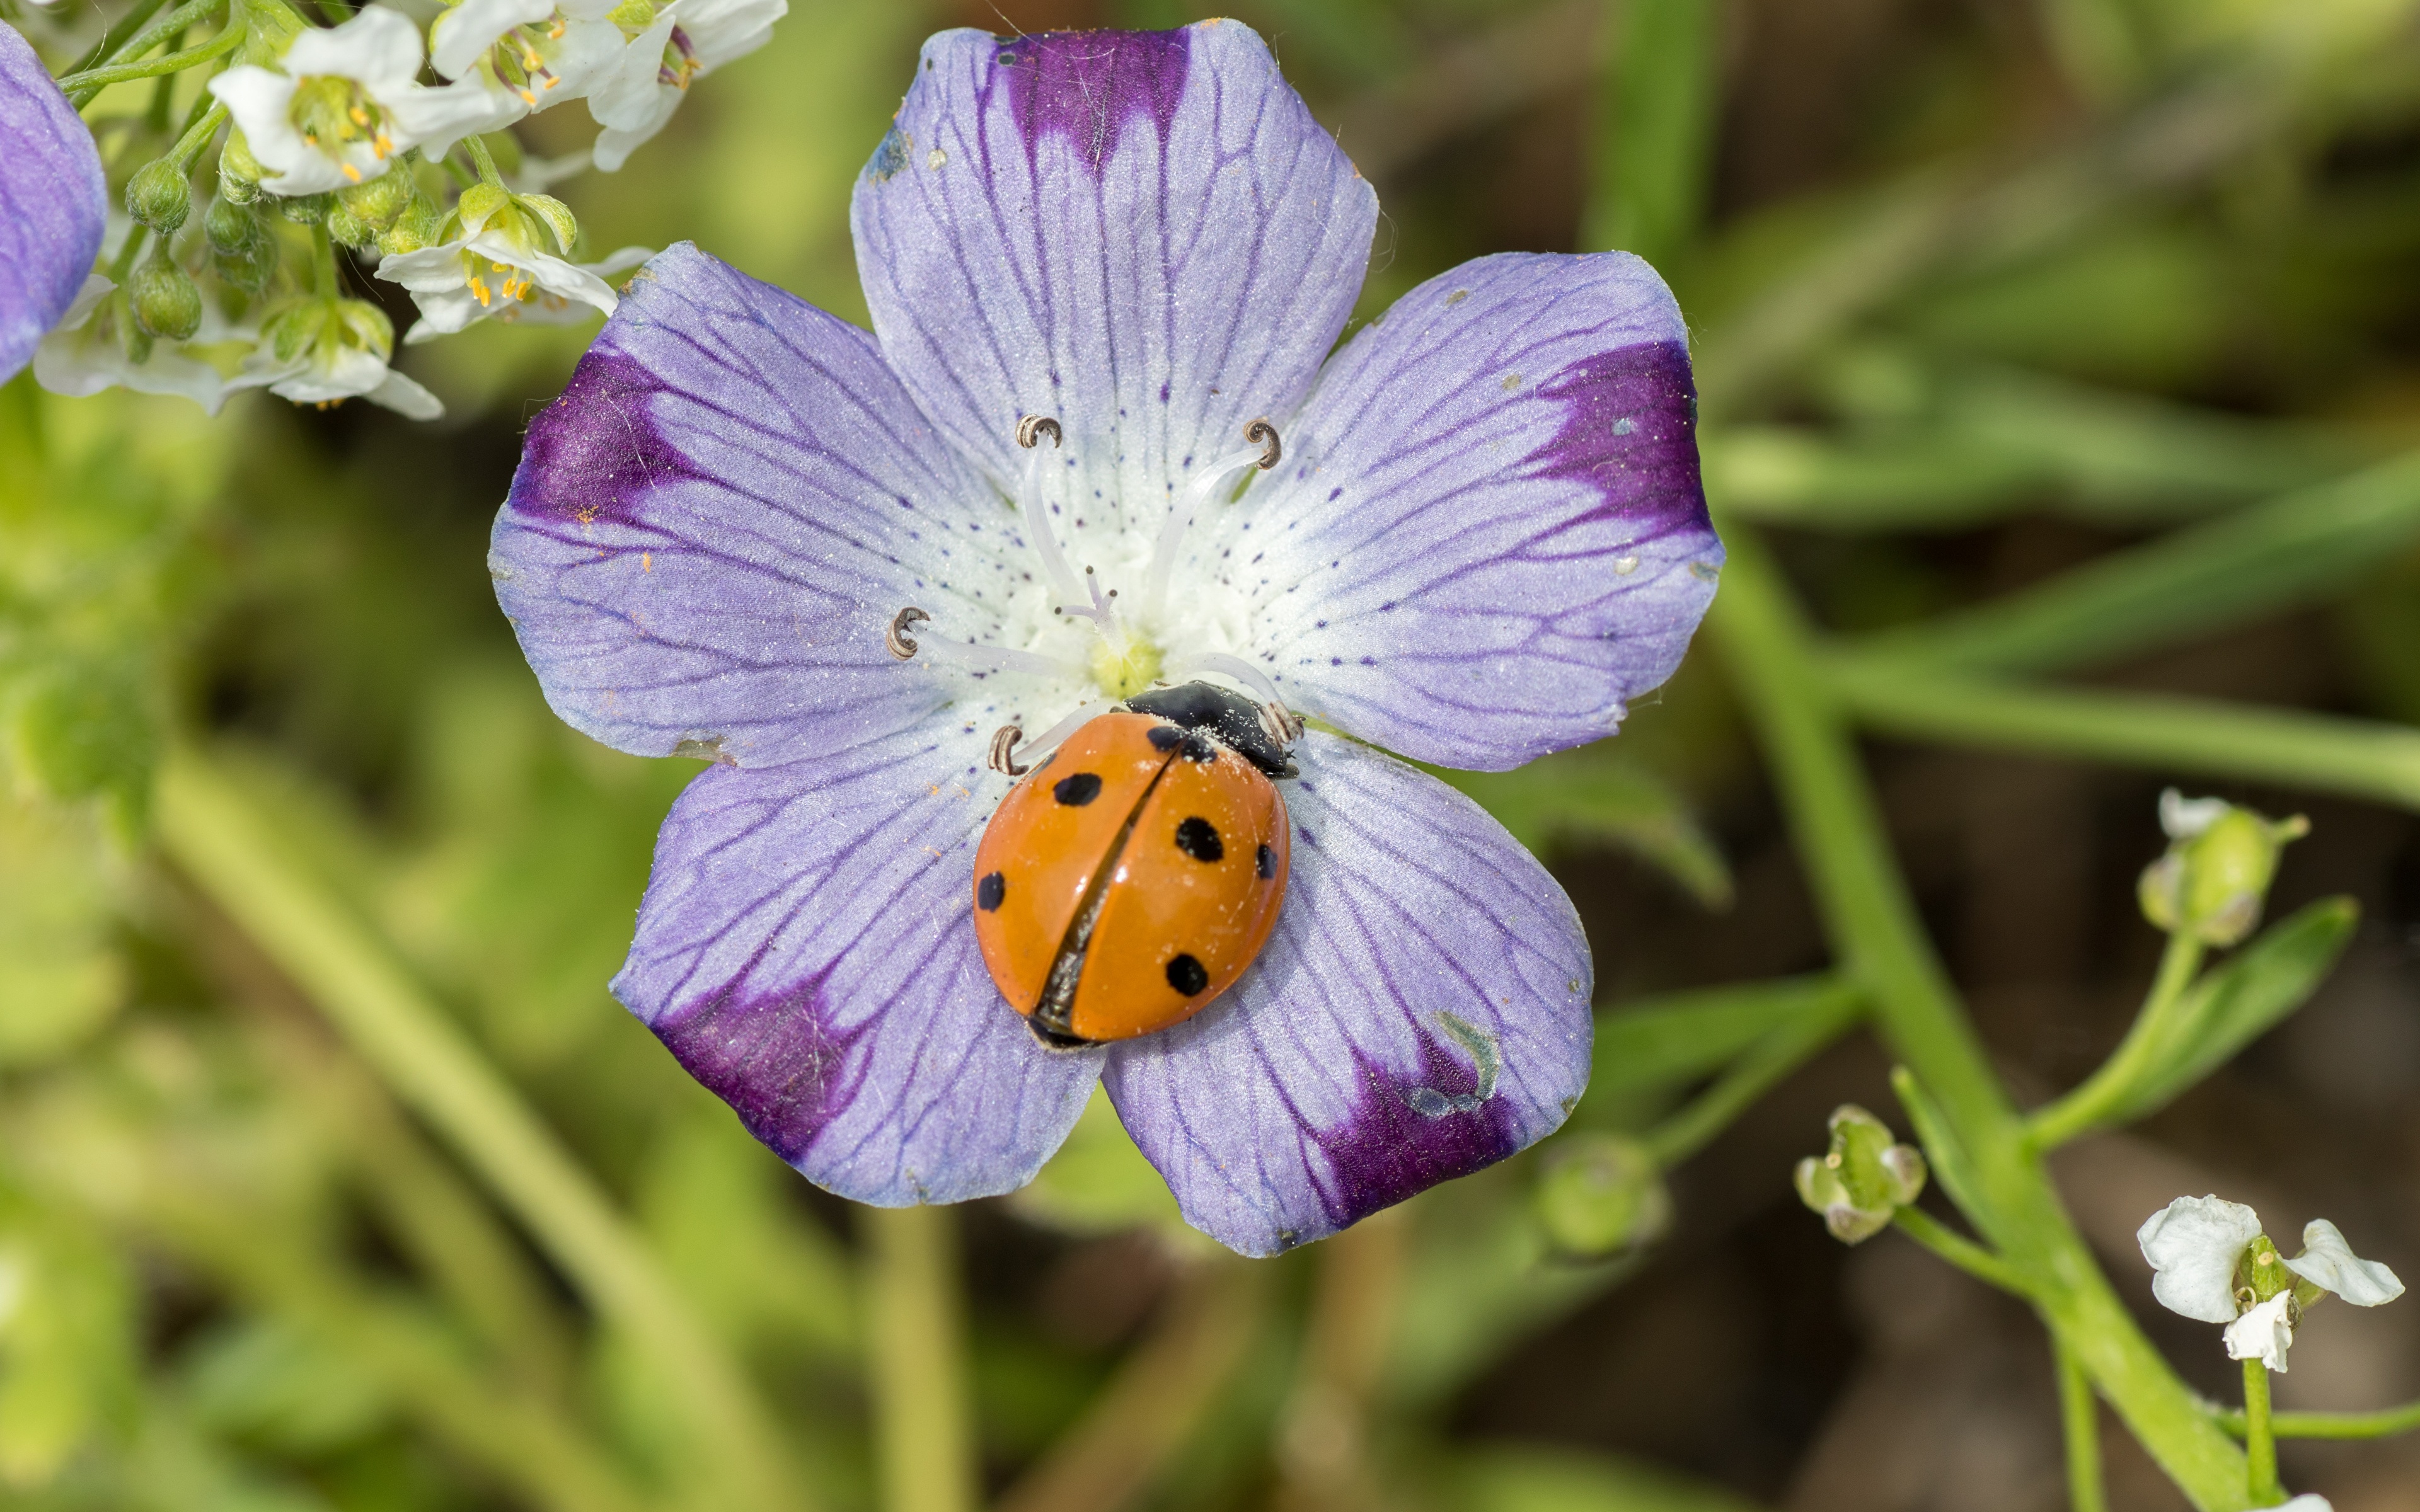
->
[2225,1292,2296,1371]
[2264,1498,2332,1511]
[248,296,443,418]
[430,0,629,110]
[586,0,783,172]
[373,185,648,339]
[210,8,525,195]
[32,275,284,415]
[2160,787,2233,840]
[2138,1194,2261,1324]
[2139,1196,2404,1373]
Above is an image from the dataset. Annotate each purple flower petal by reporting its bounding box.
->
[490,242,1017,769]
[1103,733,1591,1255]
[850,22,1376,541]
[1233,252,1720,770]
[614,719,1103,1204]
[1,23,105,383]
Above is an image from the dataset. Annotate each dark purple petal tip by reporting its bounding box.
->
[505,344,694,529]
[1535,338,1708,541]
[994,26,1190,167]
[1308,1029,1523,1237]
[1,23,107,382]
[650,971,870,1165]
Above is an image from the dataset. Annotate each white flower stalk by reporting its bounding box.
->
[430,0,630,111]
[210,8,525,195]
[2139,1196,2405,1373]
[374,183,649,340]
[248,295,442,418]
[33,275,284,415]
[585,0,784,171]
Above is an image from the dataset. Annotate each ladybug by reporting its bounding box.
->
[972,682,1297,1048]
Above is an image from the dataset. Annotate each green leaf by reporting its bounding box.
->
[2107,897,2358,1128]
[1584,0,1719,266]
[1443,752,1732,909]
[1453,1443,1764,1512]
[1585,975,1861,1108]
[182,1318,393,1455]
[1889,1065,1992,1244]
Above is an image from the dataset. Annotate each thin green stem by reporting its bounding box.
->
[1823,656,2420,814]
[166,100,230,171]
[464,133,507,188]
[2028,931,2204,1151]
[2210,1397,2420,1440]
[311,222,338,298]
[1893,1208,2030,1296]
[154,750,811,1512]
[866,1205,979,1512]
[65,8,241,105]
[108,224,152,283]
[1710,526,2252,1510]
[1642,988,1863,1166]
[2243,1360,2281,1504]
[69,0,176,76]
[2058,1337,2110,1512]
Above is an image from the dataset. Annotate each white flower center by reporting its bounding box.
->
[889,414,1291,770]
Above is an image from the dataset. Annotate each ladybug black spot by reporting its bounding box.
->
[1166,953,1209,995]
[1174,816,1223,862]
[977,872,1006,910]
[1146,724,1184,751]
[1180,733,1218,763]
[1054,772,1102,806]
[1255,843,1276,879]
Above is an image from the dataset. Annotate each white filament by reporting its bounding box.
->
[1008,698,1116,765]
[1142,444,1266,619]
[1056,566,1122,635]
[1018,445,1090,607]
[912,627,1083,680]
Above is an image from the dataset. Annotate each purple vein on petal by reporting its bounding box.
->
[991,28,1190,173]
[507,347,696,528]
[653,967,874,1164]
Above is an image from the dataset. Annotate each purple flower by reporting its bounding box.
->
[0,21,105,384]
[490,21,1720,1255]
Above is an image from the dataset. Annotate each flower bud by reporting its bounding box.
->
[204,193,259,255]
[277,192,332,226]
[218,130,264,205]
[126,158,193,234]
[129,253,202,341]
[375,194,446,257]
[1534,1134,1671,1259]
[1794,1104,1927,1245]
[325,202,375,249]
[338,167,415,232]
[216,224,281,295]
[2138,790,2309,946]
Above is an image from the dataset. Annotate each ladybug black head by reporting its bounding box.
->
[1121,681,1298,778]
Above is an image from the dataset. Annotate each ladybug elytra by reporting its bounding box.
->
[972,681,1296,1048]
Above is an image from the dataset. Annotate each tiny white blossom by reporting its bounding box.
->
[2283,1220,2407,1307]
[2160,787,2232,839]
[374,184,648,339]
[210,8,524,195]
[586,0,783,172]
[33,275,282,415]
[430,0,630,110]
[247,297,443,419]
[2138,1194,2261,1324]
[2264,1498,2333,1511]
[2225,1292,2296,1372]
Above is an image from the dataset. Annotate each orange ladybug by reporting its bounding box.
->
[972,682,1295,1047]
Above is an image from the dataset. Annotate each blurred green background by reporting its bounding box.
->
[11,0,2420,1508]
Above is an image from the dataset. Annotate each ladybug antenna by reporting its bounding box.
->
[1014,413,1090,609]
[1141,419,1281,621]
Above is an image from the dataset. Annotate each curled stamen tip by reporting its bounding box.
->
[1017,414,1063,450]
[885,605,929,660]
[1258,700,1304,747]
[989,724,1028,776]
[1245,418,1282,470]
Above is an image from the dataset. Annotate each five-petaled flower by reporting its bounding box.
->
[490,22,1720,1255]
[0,19,107,384]
[376,181,650,340]
[584,0,785,171]
[210,8,523,196]
[2138,1194,2405,1372]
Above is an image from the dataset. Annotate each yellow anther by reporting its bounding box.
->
[548,18,564,36]
[342,162,362,182]
[349,104,371,126]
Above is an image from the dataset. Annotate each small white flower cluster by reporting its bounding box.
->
[38,0,778,418]
[2138,1195,2405,1373]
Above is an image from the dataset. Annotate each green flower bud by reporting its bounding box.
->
[456,181,512,236]
[325,202,375,249]
[2138,791,2309,946]
[277,192,332,227]
[129,253,202,341]
[204,193,259,255]
[1534,1133,1671,1259]
[375,193,446,257]
[1794,1104,1927,1245]
[338,166,415,232]
[218,130,264,205]
[215,224,281,295]
[126,158,193,234]
[262,299,330,363]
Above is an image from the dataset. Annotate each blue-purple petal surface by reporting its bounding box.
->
[1,23,105,382]
[490,242,1014,769]
[615,721,1103,1204]
[1103,733,1592,1255]
[850,21,1376,541]
[1226,252,1720,770]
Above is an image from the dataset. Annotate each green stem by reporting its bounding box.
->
[65,9,241,105]
[1893,1207,2030,1296]
[2027,931,2204,1151]
[166,100,230,171]
[1642,988,1863,1166]
[2211,1398,2420,1440]
[1709,526,2252,1510]
[311,221,338,298]
[2243,1360,2281,1504]
[1823,656,2420,813]
[108,224,153,284]
[2058,1337,2110,1512]
[153,750,811,1512]
[68,0,176,76]
[464,133,507,188]
[865,1205,979,1512]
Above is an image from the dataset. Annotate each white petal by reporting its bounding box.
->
[585,14,676,130]
[208,68,340,193]
[284,6,424,87]
[374,239,478,292]
[2224,1292,2295,1372]
[382,77,527,158]
[2138,1194,2262,1324]
[582,244,653,278]
[539,21,629,100]
[367,366,444,418]
[2264,1498,2334,1511]
[2283,1220,2406,1307]
[55,274,115,331]
[429,0,555,79]
[400,285,488,338]
[271,344,389,404]
[2160,788,2230,840]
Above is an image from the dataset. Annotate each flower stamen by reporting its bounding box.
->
[1014,413,1090,607]
[885,605,928,659]
[1143,420,1280,619]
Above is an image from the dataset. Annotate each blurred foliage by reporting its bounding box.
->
[11,0,2420,1508]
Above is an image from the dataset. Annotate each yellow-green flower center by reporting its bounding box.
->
[289,76,393,181]
[1089,633,1163,701]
